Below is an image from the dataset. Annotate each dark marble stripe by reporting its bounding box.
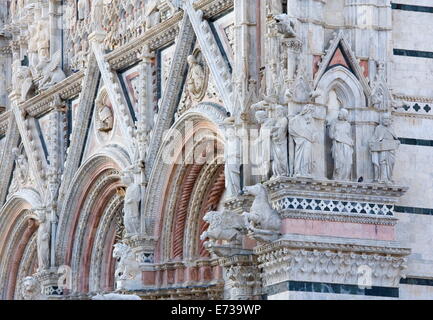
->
[400,278,433,286]
[394,49,433,59]
[394,206,433,216]
[265,280,399,298]
[399,138,433,147]
[392,3,433,14]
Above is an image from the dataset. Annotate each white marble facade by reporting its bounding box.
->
[0,0,432,300]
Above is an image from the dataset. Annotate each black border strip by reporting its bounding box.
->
[400,278,433,286]
[34,116,50,164]
[399,138,433,147]
[264,280,399,298]
[394,49,433,59]
[394,206,433,215]
[392,3,433,14]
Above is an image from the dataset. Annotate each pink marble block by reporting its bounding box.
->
[281,218,395,241]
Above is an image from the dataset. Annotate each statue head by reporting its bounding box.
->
[338,108,349,121]
[187,55,197,66]
[381,113,392,127]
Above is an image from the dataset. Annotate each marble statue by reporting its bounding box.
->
[288,105,316,178]
[145,0,160,30]
[12,147,28,185]
[121,172,141,236]
[369,113,400,183]
[224,118,241,197]
[21,277,43,300]
[12,61,34,102]
[186,55,206,101]
[255,110,275,178]
[39,51,66,91]
[91,0,105,32]
[274,14,297,38]
[96,103,114,132]
[242,184,281,242]
[329,108,353,180]
[200,210,245,243]
[36,210,50,271]
[271,106,289,178]
[112,243,141,290]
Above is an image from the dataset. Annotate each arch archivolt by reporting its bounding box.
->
[14,234,37,299]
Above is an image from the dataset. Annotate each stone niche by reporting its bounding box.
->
[225,177,411,296]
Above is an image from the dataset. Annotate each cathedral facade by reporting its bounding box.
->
[0,0,433,300]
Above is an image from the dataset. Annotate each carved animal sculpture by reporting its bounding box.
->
[112,243,140,281]
[242,184,281,234]
[274,14,296,38]
[200,210,244,243]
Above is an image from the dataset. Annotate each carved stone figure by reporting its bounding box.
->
[369,113,400,183]
[329,108,354,180]
[39,51,66,91]
[288,105,316,178]
[121,173,141,236]
[36,209,50,271]
[145,0,160,30]
[224,118,241,197]
[186,54,207,101]
[242,184,281,242]
[91,0,105,32]
[200,210,245,243]
[21,277,43,300]
[274,14,297,38]
[271,106,289,178]
[77,0,89,20]
[96,102,114,132]
[12,147,28,185]
[12,61,34,102]
[254,110,275,178]
[112,243,141,290]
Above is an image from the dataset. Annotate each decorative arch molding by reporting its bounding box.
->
[144,103,227,252]
[314,66,367,110]
[55,152,128,293]
[0,205,38,300]
[56,149,129,262]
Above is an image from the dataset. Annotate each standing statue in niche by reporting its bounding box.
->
[369,113,400,183]
[77,0,89,20]
[329,108,354,180]
[21,277,43,300]
[224,118,241,197]
[36,210,50,271]
[91,0,105,32]
[271,106,289,178]
[121,172,141,236]
[288,105,317,178]
[254,110,275,179]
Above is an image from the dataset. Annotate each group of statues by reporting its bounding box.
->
[223,102,400,198]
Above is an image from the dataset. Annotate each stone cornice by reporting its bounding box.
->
[105,12,183,71]
[20,71,84,118]
[254,235,411,257]
[194,0,234,18]
[265,177,408,203]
